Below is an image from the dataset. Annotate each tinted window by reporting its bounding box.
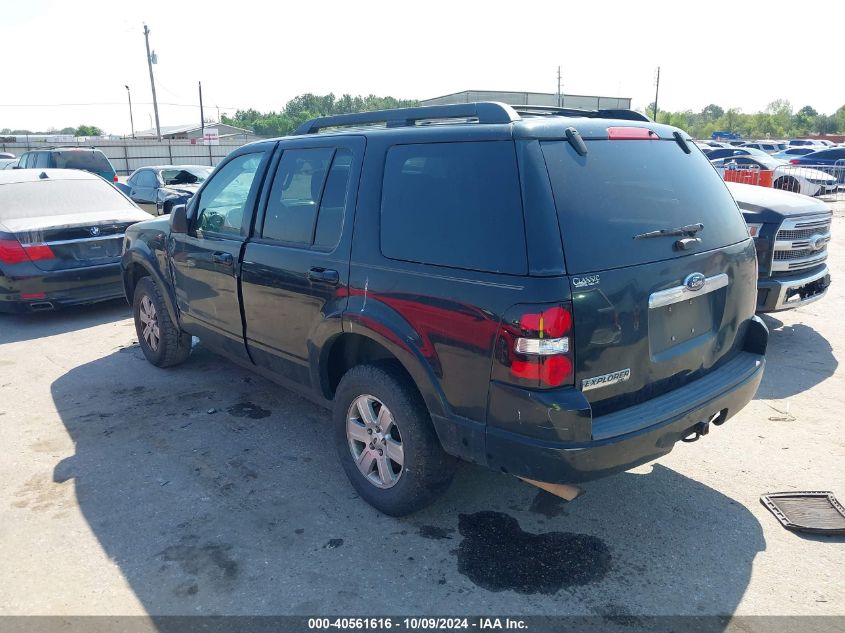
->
[53,150,113,173]
[813,149,845,160]
[542,139,749,274]
[196,152,265,237]
[314,150,352,249]
[262,148,333,245]
[380,141,526,274]
[34,152,51,168]
[21,153,34,168]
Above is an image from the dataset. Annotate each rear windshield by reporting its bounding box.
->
[541,139,749,273]
[53,150,113,173]
[0,179,135,220]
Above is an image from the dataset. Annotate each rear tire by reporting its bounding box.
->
[774,176,800,193]
[333,363,456,516]
[133,276,191,367]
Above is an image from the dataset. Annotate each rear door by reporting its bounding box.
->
[171,148,272,360]
[541,135,756,419]
[240,136,364,386]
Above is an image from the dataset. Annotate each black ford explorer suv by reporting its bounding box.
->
[121,102,768,516]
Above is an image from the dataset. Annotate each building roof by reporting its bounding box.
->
[135,123,253,137]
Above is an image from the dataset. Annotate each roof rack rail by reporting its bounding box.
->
[292,102,521,135]
[511,105,651,122]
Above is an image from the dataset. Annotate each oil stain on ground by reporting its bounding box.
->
[456,511,611,594]
[227,402,271,419]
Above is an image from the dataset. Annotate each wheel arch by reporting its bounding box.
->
[122,251,179,327]
[318,331,447,422]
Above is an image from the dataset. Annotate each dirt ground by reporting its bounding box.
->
[1,204,843,622]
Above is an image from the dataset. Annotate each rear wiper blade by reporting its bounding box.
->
[633,223,704,240]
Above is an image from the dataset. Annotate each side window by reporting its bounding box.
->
[261,148,334,245]
[380,141,527,274]
[314,149,352,249]
[137,170,157,187]
[34,152,51,168]
[196,152,265,238]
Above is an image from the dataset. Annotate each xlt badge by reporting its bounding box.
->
[582,368,631,391]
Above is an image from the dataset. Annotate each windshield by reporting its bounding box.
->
[542,139,749,273]
[160,167,211,185]
[0,179,135,220]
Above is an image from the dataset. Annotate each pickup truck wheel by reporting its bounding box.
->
[133,277,191,368]
[333,364,456,516]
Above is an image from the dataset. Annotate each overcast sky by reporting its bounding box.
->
[3,0,843,135]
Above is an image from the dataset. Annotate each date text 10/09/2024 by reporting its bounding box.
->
[308,618,528,630]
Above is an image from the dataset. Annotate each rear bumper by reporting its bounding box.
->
[0,262,124,313]
[487,352,766,483]
[756,265,830,312]
[484,351,764,483]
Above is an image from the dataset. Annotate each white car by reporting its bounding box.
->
[712,155,838,197]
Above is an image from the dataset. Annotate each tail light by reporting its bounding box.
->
[113,175,119,182]
[0,239,56,264]
[789,159,800,165]
[494,303,575,388]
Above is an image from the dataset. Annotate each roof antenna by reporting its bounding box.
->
[39,171,49,179]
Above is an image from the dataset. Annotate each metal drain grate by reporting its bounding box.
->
[760,491,845,535]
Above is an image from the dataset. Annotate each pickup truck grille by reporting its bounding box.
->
[772,214,831,275]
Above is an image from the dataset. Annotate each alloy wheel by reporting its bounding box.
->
[346,394,404,489]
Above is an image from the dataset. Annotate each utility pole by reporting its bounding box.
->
[556,66,562,107]
[143,24,162,141]
[653,66,660,122]
[124,85,135,139]
[199,81,205,136]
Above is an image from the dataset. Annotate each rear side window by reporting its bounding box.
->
[542,139,749,274]
[53,150,113,173]
[262,148,333,245]
[262,147,352,249]
[380,141,526,274]
[34,152,51,168]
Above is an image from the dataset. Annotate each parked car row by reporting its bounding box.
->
[4,102,834,516]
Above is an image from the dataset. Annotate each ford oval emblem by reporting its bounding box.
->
[684,272,706,291]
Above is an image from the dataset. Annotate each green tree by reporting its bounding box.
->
[75,124,103,136]
[223,93,419,137]
[701,104,724,121]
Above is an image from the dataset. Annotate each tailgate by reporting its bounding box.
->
[570,240,757,417]
[541,134,757,417]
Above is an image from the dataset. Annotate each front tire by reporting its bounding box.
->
[333,364,456,516]
[133,276,191,367]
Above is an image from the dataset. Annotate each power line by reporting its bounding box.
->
[0,101,244,109]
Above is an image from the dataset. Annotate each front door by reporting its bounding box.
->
[130,169,159,215]
[171,148,272,360]
[240,137,364,386]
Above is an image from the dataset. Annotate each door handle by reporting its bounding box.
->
[212,251,234,266]
[307,267,339,285]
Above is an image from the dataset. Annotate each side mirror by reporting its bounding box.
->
[170,204,188,234]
